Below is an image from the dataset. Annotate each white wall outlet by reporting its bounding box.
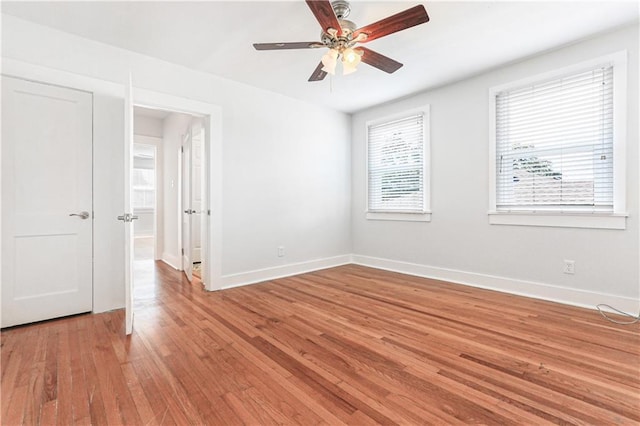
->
[563,260,575,274]
[277,246,285,257]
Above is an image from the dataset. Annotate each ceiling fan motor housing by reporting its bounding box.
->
[320,18,357,48]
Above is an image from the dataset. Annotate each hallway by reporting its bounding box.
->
[133,236,158,303]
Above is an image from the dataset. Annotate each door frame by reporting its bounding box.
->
[134,88,222,291]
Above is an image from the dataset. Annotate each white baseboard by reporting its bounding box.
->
[352,255,640,314]
[161,252,181,270]
[221,255,353,289]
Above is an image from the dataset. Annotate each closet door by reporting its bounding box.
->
[1,76,93,327]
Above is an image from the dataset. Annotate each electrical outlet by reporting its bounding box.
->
[277,246,285,258]
[563,260,575,275]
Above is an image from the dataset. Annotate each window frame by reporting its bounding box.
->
[488,51,628,230]
[366,105,431,222]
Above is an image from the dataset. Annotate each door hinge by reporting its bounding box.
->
[181,146,184,153]
[182,248,184,255]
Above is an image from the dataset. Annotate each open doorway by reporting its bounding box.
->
[132,106,208,297]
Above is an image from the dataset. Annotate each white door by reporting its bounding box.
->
[122,76,136,335]
[1,76,93,328]
[181,131,193,282]
[191,124,204,263]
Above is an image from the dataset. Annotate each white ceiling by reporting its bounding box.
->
[2,1,638,113]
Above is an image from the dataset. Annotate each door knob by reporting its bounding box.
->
[69,211,90,219]
[117,213,139,222]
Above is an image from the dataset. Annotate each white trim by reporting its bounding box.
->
[488,211,627,229]
[352,255,640,314]
[488,51,628,229]
[366,212,432,222]
[2,58,123,97]
[221,255,353,289]
[161,253,181,270]
[612,51,628,214]
[365,105,431,219]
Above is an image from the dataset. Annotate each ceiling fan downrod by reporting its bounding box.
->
[331,0,351,19]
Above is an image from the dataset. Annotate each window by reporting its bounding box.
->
[132,168,155,210]
[489,52,627,229]
[367,106,430,221]
[132,144,156,211]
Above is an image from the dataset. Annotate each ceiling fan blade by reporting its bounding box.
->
[308,62,328,82]
[253,42,322,50]
[359,47,403,74]
[306,0,342,35]
[353,5,429,43]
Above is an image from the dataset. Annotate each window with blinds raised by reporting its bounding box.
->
[496,65,614,212]
[489,52,627,229]
[367,109,428,216]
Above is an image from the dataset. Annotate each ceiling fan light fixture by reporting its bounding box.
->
[341,47,362,74]
[342,62,358,75]
[342,47,362,66]
[321,48,339,75]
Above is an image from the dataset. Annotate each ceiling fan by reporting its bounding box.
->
[253,0,430,81]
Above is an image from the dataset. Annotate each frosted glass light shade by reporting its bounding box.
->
[341,47,362,75]
[342,48,362,67]
[321,49,338,75]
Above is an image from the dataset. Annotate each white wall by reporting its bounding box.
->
[1,15,352,309]
[351,24,639,311]
[133,114,163,138]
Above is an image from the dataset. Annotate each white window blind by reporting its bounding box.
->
[368,113,425,213]
[495,65,614,212]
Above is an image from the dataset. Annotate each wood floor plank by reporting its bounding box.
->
[68,319,92,425]
[55,326,73,426]
[76,321,109,426]
[2,262,639,425]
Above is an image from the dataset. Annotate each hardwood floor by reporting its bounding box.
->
[2,262,639,425]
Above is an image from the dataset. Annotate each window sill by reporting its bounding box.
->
[488,211,627,230]
[366,212,431,222]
